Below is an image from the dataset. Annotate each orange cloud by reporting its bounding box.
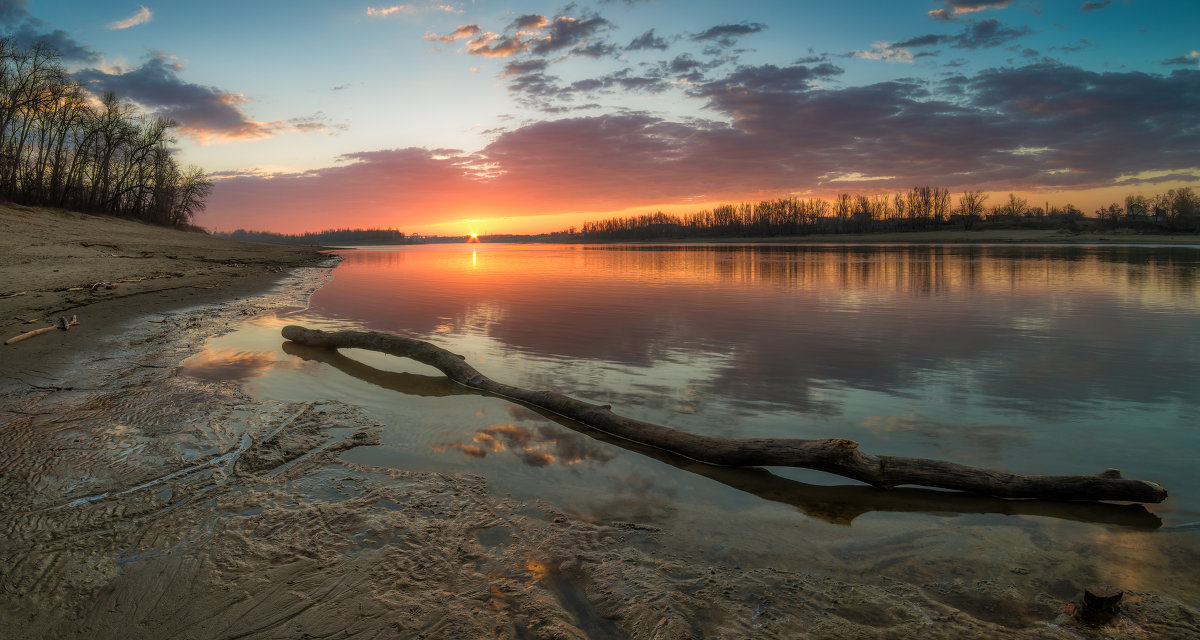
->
[424,24,483,42]
[466,33,527,57]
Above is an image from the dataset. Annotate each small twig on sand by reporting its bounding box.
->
[4,315,79,345]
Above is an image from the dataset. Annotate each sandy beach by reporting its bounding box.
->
[2,207,1197,639]
[0,205,327,374]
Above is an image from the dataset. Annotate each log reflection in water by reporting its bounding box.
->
[282,340,1162,530]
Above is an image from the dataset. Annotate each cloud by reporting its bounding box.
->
[424,24,482,42]
[896,18,1030,50]
[853,42,915,63]
[367,3,460,17]
[1080,0,1112,11]
[957,18,1030,48]
[0,0,31,25]
[74,54,336,143]
[508,14,547,31]
[432,424,614,468]
[7,22,99,62]
[529,15,612,56]
[107,5,152,30]
[1054,39,1092,53]
[501,58,548,77]
[627,28,668,51]
[203,63,1200,233]
[1161,51,1200,67]
[366,5,403,16]
[694,62,844,97]
[453,12,611,59]
[465,32,527,57]
[691,22,766,47]
[929,0,1012,20]
[1,1,97,61]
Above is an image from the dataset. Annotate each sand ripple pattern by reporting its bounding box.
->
[3,267,1198,639]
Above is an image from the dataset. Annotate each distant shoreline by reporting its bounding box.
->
[456,227,1200,246]
[612,228,1200,245]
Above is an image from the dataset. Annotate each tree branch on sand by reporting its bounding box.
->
[281,325,1168,504]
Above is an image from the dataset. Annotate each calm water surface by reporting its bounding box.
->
[184,243,1200,602]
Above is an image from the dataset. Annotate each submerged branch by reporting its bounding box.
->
[281,325,1168,504]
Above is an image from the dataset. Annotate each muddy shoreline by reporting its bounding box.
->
[0,205,328,378]
[2,211,1198,638]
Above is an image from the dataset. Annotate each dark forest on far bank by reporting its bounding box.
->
[547,186,1200,242]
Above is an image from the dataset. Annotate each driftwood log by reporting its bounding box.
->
[281,325,1168,504]
[281,340,1162,528]
[4,315,78,345]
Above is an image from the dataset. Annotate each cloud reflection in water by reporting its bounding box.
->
[433,423,615,469]
[178,346,279,382]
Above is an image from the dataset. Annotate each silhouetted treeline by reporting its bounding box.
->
[219,228,414,246]
[1095,189,1200,232]
[566,186,1198,241]
[0,39,210,225]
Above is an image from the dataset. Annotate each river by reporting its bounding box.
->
[181,242,1200,631]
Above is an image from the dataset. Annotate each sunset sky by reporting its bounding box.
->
[7,0,1199,235]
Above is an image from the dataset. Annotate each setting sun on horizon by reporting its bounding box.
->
[20,1,1197,236]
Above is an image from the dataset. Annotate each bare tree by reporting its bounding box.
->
[0,41,208,225]
[957,191,988,230]
[1003,193,1029,218]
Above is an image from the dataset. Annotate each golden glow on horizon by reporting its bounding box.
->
[230,180,1199,237]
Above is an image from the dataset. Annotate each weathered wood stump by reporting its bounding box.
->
[281,325,1169,504]
[1080,583,1124,622]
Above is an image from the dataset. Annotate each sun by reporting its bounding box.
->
[467,232,480,243]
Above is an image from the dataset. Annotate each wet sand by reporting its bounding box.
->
[2,207,1198,639]
[0,204,327,375]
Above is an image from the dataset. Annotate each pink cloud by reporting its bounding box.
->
[202,64,1200,234]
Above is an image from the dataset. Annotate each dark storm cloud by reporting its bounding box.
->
[627,28,668,51]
